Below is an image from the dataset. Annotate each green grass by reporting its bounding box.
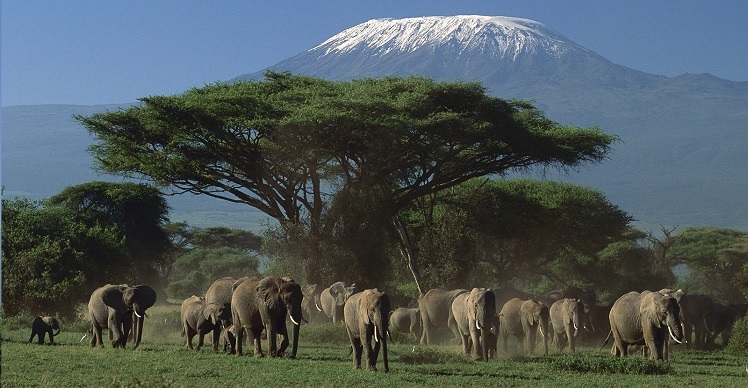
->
[2,309,747,387]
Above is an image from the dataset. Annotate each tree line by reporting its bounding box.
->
[3,73,747,318]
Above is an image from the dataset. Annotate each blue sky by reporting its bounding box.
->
[2,1,747,106]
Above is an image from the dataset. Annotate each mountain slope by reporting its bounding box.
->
[3,15,747,231]
[234,15,748,230]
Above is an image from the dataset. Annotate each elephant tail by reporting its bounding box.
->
[599,330,612,351]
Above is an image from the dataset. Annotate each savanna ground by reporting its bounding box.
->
[2,303,746,387]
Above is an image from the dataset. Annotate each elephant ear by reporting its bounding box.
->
[133,285,157,310]
[329,282,345,297]
[521,304,535,325]
[101,286,128,314]
[204,303,218,325]
[257,276,280,309]
[641,293,663,328]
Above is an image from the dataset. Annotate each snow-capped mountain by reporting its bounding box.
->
[4,16,748,230]
[234,15,748,230]
[313,16,583,60]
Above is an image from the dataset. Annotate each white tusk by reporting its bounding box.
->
[134,310,143,318]
[290,315,300,326]
[476,320,481,331]
[539,325,545,338]
[315,302,322,312]
[374,328,379,343]
[80,333,88,343]
[573,322,578,331]
[668,325,683,344]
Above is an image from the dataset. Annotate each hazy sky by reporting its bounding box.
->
[2,1,747,106]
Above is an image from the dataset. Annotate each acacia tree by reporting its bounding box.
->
[404,178,633,291]
[668,226,748,303]
[78,72,617,288]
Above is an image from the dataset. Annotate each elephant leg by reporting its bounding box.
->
[197,329,207,351]
[517,334,525,355]
[352,338,363,369]
[460,334,470,355]
[364,337,376,371]
[567,327,575,352]
[252,328,264,358]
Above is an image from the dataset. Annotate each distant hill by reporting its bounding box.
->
[3,15,747,231]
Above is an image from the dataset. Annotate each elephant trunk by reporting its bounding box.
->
[291,318,300,358]
[133,313,145,349]
[668,314,685,344]
[375,316,389,373]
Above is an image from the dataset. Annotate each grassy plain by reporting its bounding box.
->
[2,305,746,387]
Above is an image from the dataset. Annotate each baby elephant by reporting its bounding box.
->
[28,316,60,345]
[181,295,231,351]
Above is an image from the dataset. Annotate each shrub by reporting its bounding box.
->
[725,315,748,354]
[551,354,674,374]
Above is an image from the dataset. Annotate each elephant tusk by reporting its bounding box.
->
[374,328,379,343]
[573,322,578,331]
[539,325,545,338]
[79,333,88,343]
[668,325,683,344]
[134,310,143,318]
[476,320,481,331]
[290,315,300,326]
[315,301,322,312]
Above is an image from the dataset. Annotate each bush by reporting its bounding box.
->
[551,354,674,374]
[399,346,473,365]
[725,315,748,354]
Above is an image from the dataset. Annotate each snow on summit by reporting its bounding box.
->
[312,15,579,60]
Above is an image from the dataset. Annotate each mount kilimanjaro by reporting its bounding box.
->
[3,15,747,230]
[234,15,748,230]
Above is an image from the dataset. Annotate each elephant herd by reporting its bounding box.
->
[29,279,745,370]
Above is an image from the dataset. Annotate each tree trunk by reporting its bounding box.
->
[392,216,423,296]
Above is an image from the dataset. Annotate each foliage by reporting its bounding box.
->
[48,181,171,288]
[551,354,674,374]
[1,197,121,318]
[668,227,748,303]
[403,178,633,291]
[724,315,748,354]
[78,72,618,285]
[166,247,260,299]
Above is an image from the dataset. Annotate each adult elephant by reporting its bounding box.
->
[550,298,584,353]
[499,298,549,355]
[344,288,391,372]
[418,288,468,345]
[231,276,303,358]
[205,276,249,352]
[451,288,496,360]
[705,302,747,347]
[180,295,231,351]
[88,284,156,348]
[608,290,684,360]
[301,283,324,323]
[28,316,60,345]
[389,307,422,343]
[320,281,358,324]
[678,292,714,349]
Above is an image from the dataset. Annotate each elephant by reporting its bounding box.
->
[301,283,324,323]
[87,284,157,348]
[663,290,712,349]
[499,298,549,356]
[28,316,60,345]
[549,298,584,352]
[583,300,613,344]
[705,302,747,347]
[205,276,249,352]
[451,288,496,360]
[418,288,468,345]
[320,281,358,324]
[389,307,422,343]
[344,288,391,372]
[231,276,303,358]
[180,295,231,351]
[608,290,684,360]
